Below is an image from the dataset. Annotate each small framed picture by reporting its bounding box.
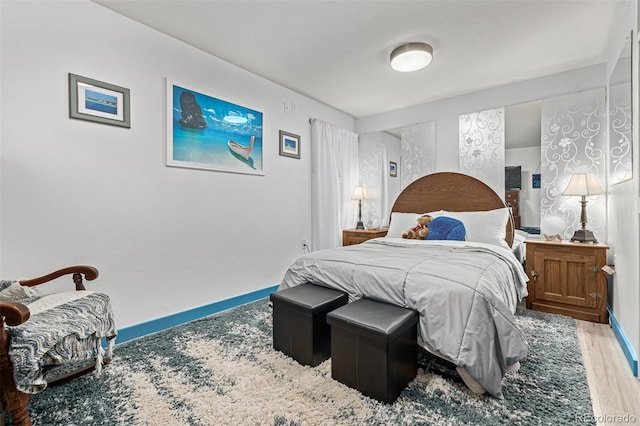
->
[390,161,398,177]
[69,73,130,128]
[279,130,300,159]
[532,173,541,188]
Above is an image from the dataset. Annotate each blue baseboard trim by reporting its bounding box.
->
[608,306,639,377]
[115,284,280,345]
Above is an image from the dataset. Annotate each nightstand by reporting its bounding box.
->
[525,240,609,323]
[342,228,388,246]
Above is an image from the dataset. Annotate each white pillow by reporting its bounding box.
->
[443,208,510,249]
[386,211,443,238]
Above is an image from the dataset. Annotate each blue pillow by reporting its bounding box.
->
[425,216,466,241]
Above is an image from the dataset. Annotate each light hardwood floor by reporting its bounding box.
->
[577,320,640,425]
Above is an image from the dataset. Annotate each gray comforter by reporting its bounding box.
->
[279,238,529,398]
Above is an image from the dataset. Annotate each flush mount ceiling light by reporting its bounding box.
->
[390,42,433,72]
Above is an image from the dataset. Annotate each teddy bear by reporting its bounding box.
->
[402,214,433,239]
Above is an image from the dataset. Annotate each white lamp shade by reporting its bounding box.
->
[351,186,367,200]
[562,173,605,196]
[390,42,433,72]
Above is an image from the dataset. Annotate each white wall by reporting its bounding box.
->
[0,0,354,328]
[506,146,541,228]
[387,134,402,208]
[604,0,639,367]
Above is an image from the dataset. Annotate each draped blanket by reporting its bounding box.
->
[5,289,117,394]
[280,238,529,398]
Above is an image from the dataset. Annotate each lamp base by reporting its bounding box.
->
[570,229,598,243]
[355,221,365,230]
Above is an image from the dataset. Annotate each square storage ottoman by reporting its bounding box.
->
[326,298,419,403]
[270,284,348,367]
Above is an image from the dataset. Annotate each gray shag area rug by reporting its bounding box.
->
[10,298,594,425]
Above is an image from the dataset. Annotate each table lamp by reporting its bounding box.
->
[561,173,605,243]
[351,186,367,230]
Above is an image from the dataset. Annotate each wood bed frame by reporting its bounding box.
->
[390,172,515,247]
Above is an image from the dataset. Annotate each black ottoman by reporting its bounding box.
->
[326,298,419,403]
[270,284,348,367]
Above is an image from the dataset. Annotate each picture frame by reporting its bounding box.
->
[390,161,398,177]
[279,130,301,159]
[69,73,130,128]
[166,79,264,175]
[532,173,541,188]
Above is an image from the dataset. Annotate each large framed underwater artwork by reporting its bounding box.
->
[166,79,264,175]
[69,73,130,128]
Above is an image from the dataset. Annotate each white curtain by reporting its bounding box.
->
[310,119,360,250]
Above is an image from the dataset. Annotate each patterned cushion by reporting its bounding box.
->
[6,291,117,394]
[0,282,38,302]
[0,279,15,292]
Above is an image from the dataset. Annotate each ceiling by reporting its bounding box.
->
[94,1,625,119]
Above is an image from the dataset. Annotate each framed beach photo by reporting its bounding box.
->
[69,73,130,128]
[279,130,300,159]
[390,161,398,177]
[166,79,264,175]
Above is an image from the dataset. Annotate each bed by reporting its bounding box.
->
[279,172,529,398]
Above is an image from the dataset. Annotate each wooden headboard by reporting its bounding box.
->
[390,172,514,247]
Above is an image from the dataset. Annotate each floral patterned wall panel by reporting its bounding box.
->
[400,122,436,190]
[608,32,632,184]
[458,108,505,197]
[359,132,400,228]
[540,88,606,240]
[609,82,632,184]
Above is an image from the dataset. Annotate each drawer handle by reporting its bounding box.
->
[531,270,538,283]
[587,292,602,299]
